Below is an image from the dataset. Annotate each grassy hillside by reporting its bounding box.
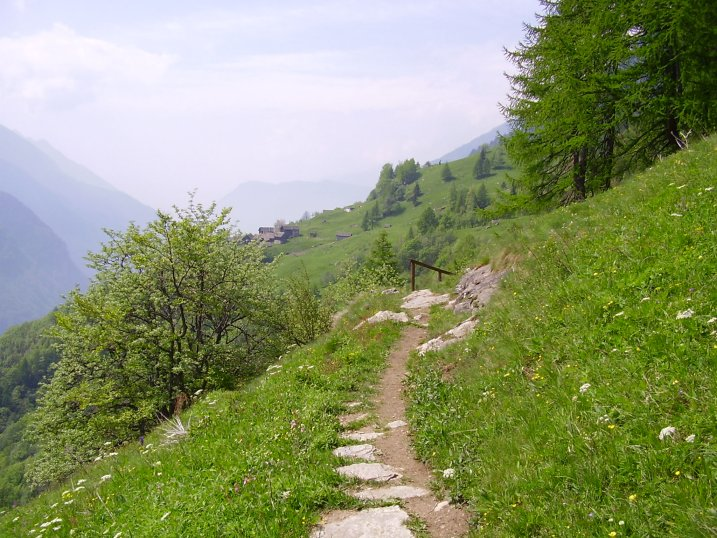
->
[269,152,512,285]
[1,137,713,536]
[0,294,403,536]
[407,136,717,536]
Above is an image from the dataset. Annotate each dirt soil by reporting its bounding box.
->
[373,321,470,537]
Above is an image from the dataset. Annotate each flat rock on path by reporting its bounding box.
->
[336,463,402,482]
[353,485,430,500]
[311,506,413,538]
[332,444,377,461]
[355,311,410,329]
[401,289,451,310]
[339,412,368,426]
[341,431,384,442]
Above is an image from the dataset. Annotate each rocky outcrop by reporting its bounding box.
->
[447,264,507,313]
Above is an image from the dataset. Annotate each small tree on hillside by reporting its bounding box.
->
[409,183,422,206]
[441,163,455,182]
[416,206,439,234]
[476,183,491,209]
[473,146,492,179]
[27,199,282,487]
[363,230,401,287]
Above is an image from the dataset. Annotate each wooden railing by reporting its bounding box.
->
[409,259,455,291]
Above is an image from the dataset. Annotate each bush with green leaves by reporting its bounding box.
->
[26,201,284,488]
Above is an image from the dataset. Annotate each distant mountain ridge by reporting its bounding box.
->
[0,125,155,274]
[221,180,369,233]
[0,192,85,333]
[434,122,511,163]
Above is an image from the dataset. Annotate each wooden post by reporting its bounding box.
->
[410,260,416,291]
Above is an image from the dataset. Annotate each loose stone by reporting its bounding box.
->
[386,420,407,429]
[332,444,377,461]
[340,431,384,442]
[353,485,429,500]
[310,506,412,538]
[336,463,402,482]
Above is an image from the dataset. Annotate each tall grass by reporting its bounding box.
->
[0,295,402,537]
[406,137,717,536]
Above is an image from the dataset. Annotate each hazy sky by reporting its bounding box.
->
[0,0,537,209]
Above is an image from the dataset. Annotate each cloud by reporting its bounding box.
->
[0,23,175,107]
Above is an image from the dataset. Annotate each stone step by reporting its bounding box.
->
[386,420,407,429]
[311,506,412,538]
[336,463,402,482]
[339,412,368,426]
[353,485,429,501]
[332,444,377,461]
[340,431,384,442]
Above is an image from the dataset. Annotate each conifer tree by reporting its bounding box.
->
[441,163,455,182]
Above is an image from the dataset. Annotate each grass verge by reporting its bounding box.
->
[0,295,402,537]
[406,137,717,536]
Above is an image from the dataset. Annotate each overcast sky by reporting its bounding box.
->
[0,0,537,209]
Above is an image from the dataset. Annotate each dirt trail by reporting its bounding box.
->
[373,322,470,537]
[313,297,472,537]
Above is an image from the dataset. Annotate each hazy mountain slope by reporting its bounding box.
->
[221,180,368,232]
[434,121,511,163]
[0,192,85,333]
[32,139,115,191]
[0,125,155,272]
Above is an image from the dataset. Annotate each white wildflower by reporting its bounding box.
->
[64,500,74,505]
[641,297,651,302]
[708,317,717,324]
[103,442,111,446]
[685,434,696,443]
[676,309,694,319]
[107,452,118,457]
[94,456,102,462]
[659,426,676,440]
[12,516,19,522]
[160,512,171,521]
[50,503,58,508]
[193,388,203,396]
[677,184,687,189]
[145,443,153,449]
[442,468,455,478]
[579,383,591,394]
[76,479,86,485]
[73,486,85,492]
[113,533,122,538]
[705,186,714,191]
[597,415,611,424]
[619,520,625,526]
[670,213,683,217]
[53,527,61,531]
[614,311,624,317]
[100,474,112,482]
